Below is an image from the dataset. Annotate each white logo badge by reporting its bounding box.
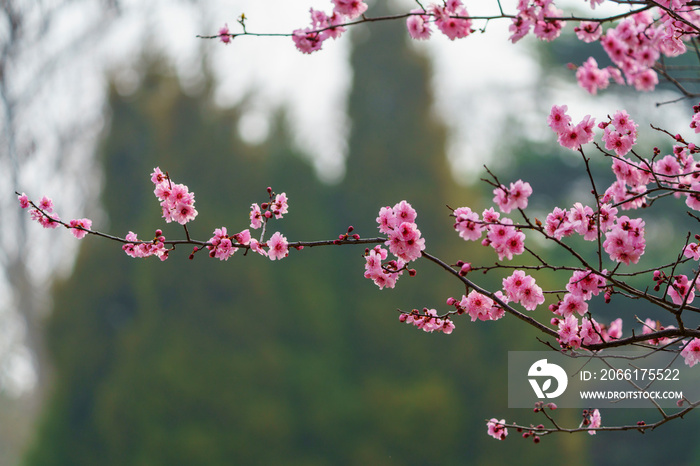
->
[528,359,568,399]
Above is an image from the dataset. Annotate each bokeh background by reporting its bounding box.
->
[2,0,700,464]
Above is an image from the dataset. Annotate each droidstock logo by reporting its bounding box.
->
[528,359,568,399]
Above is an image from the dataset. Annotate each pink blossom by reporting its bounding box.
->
[690,113,700,134]
[394,200,417,224]
[559,293,588,317]
[631,69,658,92]
[486,418,508,440]
[463,290,494,322]
[502,270,531,301]
[545,207,574,239]
[482,207,500,223]
[431,2,472,41]
[660,20,687,57]
[453,207,484,241]
[580,317,602,345]
[485,218,526,261]
[683,242,700,260]
[386,222,425,262]
[234,229,252,246]
[493,180,532,213]
[598,203,618,231]
[154,184,172,202]
[310,9,346,41]
[219,24,231,44]
[377,206,397,234]
[557,124,589,151]
[364,246,404,290]
[576,57,610,95]
[331,0,367,19]
[533,4,564,42]
[33,210,60,229]
[18,193,29,209]
[502,270,543,310]
[249,239,268,258]
[68,218,92,239]
[681,338,700,367]
[547,105,571,132]
[603,216,645,265]
[267,232,289,261]
[171,202,197,225]
[407,9,431,40]
[207,227,238,261]
[378,201,425,263]
[575,21,602,43]
[273,192,289,219]
[293,29,324,54]
[151,167,167,185]
[654,154,681,178]
[39,196,54,213]
[558,315,581,349]
[566,269,606,300]
[604,318,623,341]
[250,203,263,229]
[588,409,601,435]
[668,274,695,305]
[519,282,545,311]
[509,14,533,43]
[642,318,676,345]
[611,110,637,134]
[121,231,168,260]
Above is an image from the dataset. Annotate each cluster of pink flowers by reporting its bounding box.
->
[602,216,646,265]
[292,1,365,53]
[548,269,606,321]
[509,0,564,43]
[502,270,545,311]
[601,110,638,157]
[250,191,289,229]
[453,206,526,261]
[377,201,425,263]
[486,418,508,441]
[547,104,596,151]
[208,226,288,261]
[280,1,700,100]
[364,245,406,290]
[207,227,252,261]
[406,0,473,41]
[575,57,623,95]
[448,291,505,322]
[492,180,532,213]
[572,5,699,94]
[151,167,198,225]
[554,315,622,349]
[24,195,60,229]
[18,193,93,238]
[122,230,169,261]
[399,308,455,334]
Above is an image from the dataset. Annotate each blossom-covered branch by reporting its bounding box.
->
[204,0,700,99]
